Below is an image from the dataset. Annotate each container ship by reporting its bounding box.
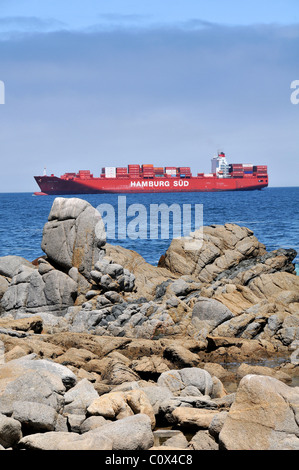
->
[34,152,268,195]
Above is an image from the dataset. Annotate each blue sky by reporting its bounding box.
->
[0,1,298,190]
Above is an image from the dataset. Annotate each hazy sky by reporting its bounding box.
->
[0,0,298,191]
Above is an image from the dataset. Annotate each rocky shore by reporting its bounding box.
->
[0,197,298,450]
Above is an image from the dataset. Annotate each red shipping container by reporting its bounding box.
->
[128,165,140,171]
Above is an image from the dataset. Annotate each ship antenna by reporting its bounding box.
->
[43,167,47,176]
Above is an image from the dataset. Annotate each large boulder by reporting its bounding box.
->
[191,297,234,339]
[0,316,42,331]
[0,256,34,279]
[141,385,174,415]
[89,413,154,450]
[219,374,299,450]
[19,413,153,450]
[18,430,113,450]
[161,431,189,448]
[0,366,65,415]
[99,357,140,385]
[1,261,77,317]
[236,363,292,384]
[163,344,200,368]
[12,401,58,434]
[63,378,99,415]
[159,223,267,281]
[187,430,218,450]
[8,355,77,389]
[208,272,299,349]
[157,367,214,396]
[159,224,297,301]
[154,224,298,346]
[87,389,155,428]
[171,407,221,429]
[0,414,22,449]
[41,198,105,280]
[0,355,77,415]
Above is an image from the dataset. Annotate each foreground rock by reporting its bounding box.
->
[19,430,113,451]
[19,414,153,451]
[0,318,297,450]
[87,389,156,429]
[219,375,299,450]
[0,414,22,448]
[157,368,213,396]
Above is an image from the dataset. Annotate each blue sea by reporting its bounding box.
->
[0,187,298,274]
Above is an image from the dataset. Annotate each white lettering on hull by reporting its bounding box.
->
[130,180,190,188]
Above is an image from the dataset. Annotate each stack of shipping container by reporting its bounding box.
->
[242,163,253,178]
[229,164,244,177]
[61,172,76,180]
[141,164,154,178]
[78,170,92,179]
[99,162,267,180]
[154,167,164,177]
[116,167,128,177]
[228,163,267,178]
[102,167,116,178]
[128,165,140,178]
[178,167,191,178]
[255,165,268,177]
[165,167,177,177]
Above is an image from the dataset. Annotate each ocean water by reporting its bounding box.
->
[0,187,298,273]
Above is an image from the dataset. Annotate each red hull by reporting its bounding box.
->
[34,174,268,195]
